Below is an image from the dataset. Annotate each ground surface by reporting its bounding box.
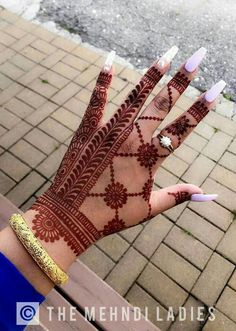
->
[38,0,236,99]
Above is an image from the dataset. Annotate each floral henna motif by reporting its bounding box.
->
[166,115,196,146]
[30,64,164,256]
[168,191,191,205]
[168,72,191,95]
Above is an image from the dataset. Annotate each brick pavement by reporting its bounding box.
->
[0,7,236,330]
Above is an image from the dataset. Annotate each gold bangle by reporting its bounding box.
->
[9,213,68,286]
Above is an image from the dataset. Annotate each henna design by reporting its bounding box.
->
[31,64,190,256]
[154,95,171,113]
[188,100,209,123]
[165,115,196,146]
[168,191,191,205]
[168,72,191,95]
[138,116,163,121]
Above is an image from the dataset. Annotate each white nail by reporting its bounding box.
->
[184,47,207,73]
[157,46,179,68]
[103,50,116,72]
[191,194,218,202]
[205,80,226,102]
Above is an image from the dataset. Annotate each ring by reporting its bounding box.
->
[158,134,174,153]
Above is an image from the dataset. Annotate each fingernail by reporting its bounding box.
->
[184,47,207,72]
[157,45,179,68]
[103,50,116,72]
[191,194,218,202]
[204,80,226,102]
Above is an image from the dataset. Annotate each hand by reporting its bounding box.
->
[29,47,224,257]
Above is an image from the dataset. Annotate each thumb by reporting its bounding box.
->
[150,183,218,215]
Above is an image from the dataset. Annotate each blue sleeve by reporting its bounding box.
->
[0,252,45,331]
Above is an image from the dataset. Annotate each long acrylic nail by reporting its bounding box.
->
[205,80,226,102]
[191,194,218,202]
[184,47,207,72]
[103,50,116,72]
[157,45,179,68]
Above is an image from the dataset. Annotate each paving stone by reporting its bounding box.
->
[137,262,188,314]
[177,208,224,249]
[78,245,115,280]
[0,125,7,137]
[133,214,172,258]
[163,201,188,222]
[6,171,45,207]
[0,9,20,23]
[62,54,90,71]
[0,30,16,46]
[201,178,236,212]
[35,181,52,197]
[36,144,67,177]
[0,72,12,89]
[10,140,46,167]
[175,94,193,110]
[75,88,92,104]
[228,271,236,291]
[182,154,215,186]
[189,200,232,231]
[170,296,207,331]
[202,131,232,161]
[111,76,128,92]
[51,82,81,105]
[0,170,15,195]
[0,108,20,129]
[161,154,189,177]
[0,151,30,181]
[11,34,36,52]
[9,54,35,72]
[173,143,198,164]
[210,165,236,192]
[184,131,208,152]
[17,88,46,109]
[219,151,236,173]
[126,283,172,331]
[20,196,36,212]
[155,167,179,188]
[119,67,142,85]
[0,61,24,80]
[75,65,101,87]
[72,45,100,63]
[0,48,15,65]
[203,309,236,331]
[119,224,143,243]
[5,97,34,119]
[20,45,46,62]
[164,226,212,269]
[216,287,236,322]
[32,26,55,42]
[0,82,23,104]
[31,39,56,55]
[63,98,87,117]
[192,253,234,306]
[217,222,236,264]
[228,138,236,155]
[0,121,31,149]
[96,233,129,262]
[39,117,72,142]
[18,65,46,85]
[29,78,58,98]
[51,107,80,131]
[15,17,37,32]
[112,83,135,105]
[105,247,147,296]
[95,56,124,75]
[52,36,77,52]
[52,61,80,80]
[152,244,200,291]
[41,49,66,68]
[40,70,69,89]
[194,121,215,140]
[203,111,236,137]
[25,101,58,126]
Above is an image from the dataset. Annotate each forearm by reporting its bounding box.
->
[0,208,77,296]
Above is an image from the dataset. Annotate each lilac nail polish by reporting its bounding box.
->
[205,80,226,102]
[184,47,207,73]
[191,194,218,202]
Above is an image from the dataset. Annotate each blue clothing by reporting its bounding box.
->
[0,252,45,330]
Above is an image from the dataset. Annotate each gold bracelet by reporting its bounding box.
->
[9,213,68,286]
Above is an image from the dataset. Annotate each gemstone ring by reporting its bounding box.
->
[158,134,174,153]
